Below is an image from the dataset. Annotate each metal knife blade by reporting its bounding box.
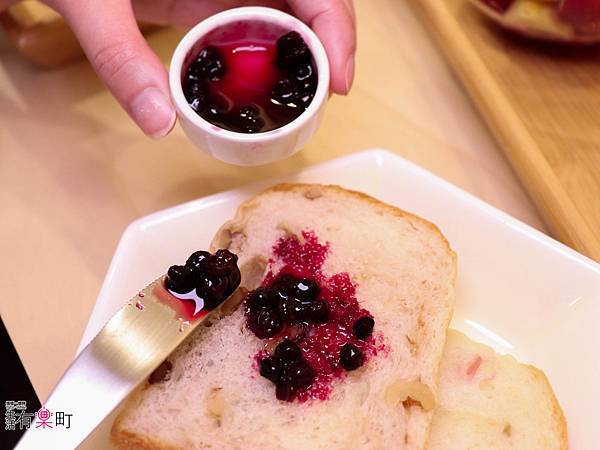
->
[15,276,219,449]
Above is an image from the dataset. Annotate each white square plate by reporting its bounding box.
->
[78,149,600,449]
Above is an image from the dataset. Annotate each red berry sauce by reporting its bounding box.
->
[247,231,385,402]
[153,284,210,323]
[211,40,280,107]
[182,21,317,134]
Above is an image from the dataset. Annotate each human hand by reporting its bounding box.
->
[17,0,356,138]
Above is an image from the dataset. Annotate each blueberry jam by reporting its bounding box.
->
[182,30,317,133]
[245,231,383,402]
[165,249,241,313]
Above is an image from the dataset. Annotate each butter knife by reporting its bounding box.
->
[16,265,239,450]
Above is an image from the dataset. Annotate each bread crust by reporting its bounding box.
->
[212,183,456,265]
[111,426,180,450]
[111,389,179,450]
[525,365,569,450]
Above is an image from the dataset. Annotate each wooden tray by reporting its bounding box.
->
[412,0,600,261]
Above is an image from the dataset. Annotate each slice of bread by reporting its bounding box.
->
[111,184,457,450]
[429,330,568,450]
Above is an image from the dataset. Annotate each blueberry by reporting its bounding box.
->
[291,278,320,301]
[269,273,300,304]
[286,360,314,389]
[271,78,301,107]
[292,64,317,93]
[248,309,283,339]
[236,105,265,133]
[183,78,209,111]
[270,273,298,293]
[248,287,279,310]
[202,104,224,120]
[183,75,207,101]
[276,31,311,69]
[271,77,314,110]
[271,289,290,308]
[278,298,327,324]
[306,300,329,323]
[217,248,238,263]
[259,357,282,383]
[274,359,314,400]
[165,265,196,294]
[294,63,314,82]
[191,46,226,81]
[186,251,211,273]
[240,104,259,118]
[274,339,303,363]
[353,316,375,340]
[340,344,364,371]
[185,71,201,84]
[273,288,290,305]
[206,249,238,276]
[278,297,303,323]
[275,379,295,401]
[298,92,314,109]
[197,276,229,300]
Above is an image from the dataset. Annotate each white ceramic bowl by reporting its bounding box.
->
[169,7,330,166]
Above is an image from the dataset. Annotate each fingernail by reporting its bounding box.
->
[344,55,355,94]
[130,87,176,138]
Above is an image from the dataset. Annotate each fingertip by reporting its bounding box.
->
[62,0,176,138]
[130,87,176,138]
[149,110,176,139]
[288,1,356,95]
[327,52,355,95]
[342,54,355,95]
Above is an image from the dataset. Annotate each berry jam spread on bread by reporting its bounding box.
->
[182,31,317,133]
[245,231,384,402]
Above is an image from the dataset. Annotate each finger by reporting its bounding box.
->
[131,0,286,28]
[58,0,175,138]
[0,0,18,10]
[287,0,356,95]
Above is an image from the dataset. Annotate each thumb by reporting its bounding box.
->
[287,0,356,95]
[60,0,175,138]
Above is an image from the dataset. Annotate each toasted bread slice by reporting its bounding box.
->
[430,330,568,450]
[111,183,456,450]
